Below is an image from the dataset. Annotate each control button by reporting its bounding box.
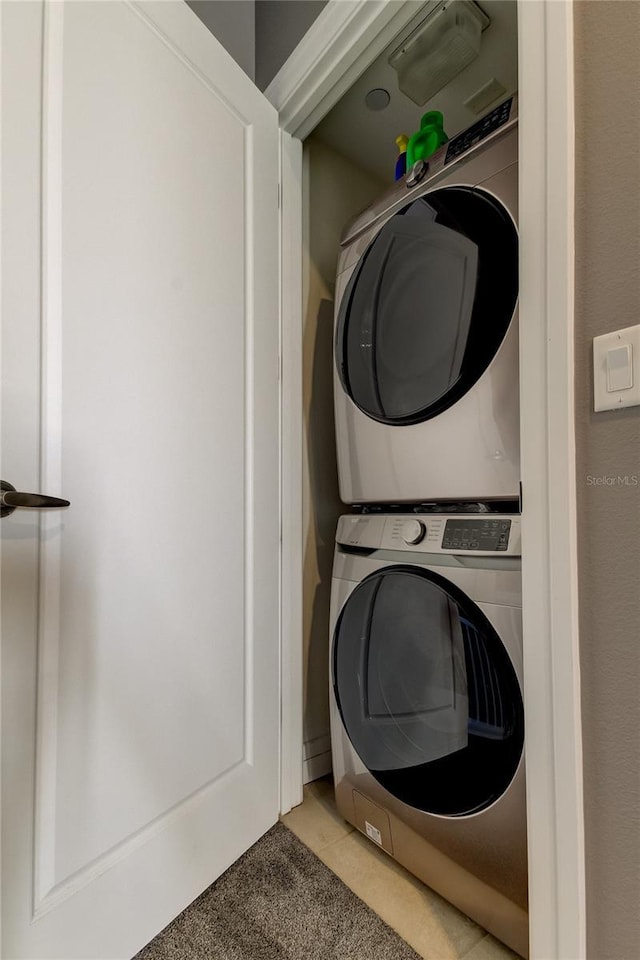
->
[406,160,428,187]
[401,519,426,545]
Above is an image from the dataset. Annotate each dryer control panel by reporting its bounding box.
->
[444,97,514,165]
[336,514,521,557]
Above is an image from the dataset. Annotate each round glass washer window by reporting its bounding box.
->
[332,566,524,816]
[335,186,518,426]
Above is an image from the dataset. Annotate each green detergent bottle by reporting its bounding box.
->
[406,111,448,168]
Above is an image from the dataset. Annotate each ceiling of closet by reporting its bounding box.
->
[313,0,518,184]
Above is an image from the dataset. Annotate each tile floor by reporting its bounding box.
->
[281,777,522,960]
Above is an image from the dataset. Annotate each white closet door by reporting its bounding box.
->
[1,2,280,957]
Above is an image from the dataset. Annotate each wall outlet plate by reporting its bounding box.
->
[593,324,640,411]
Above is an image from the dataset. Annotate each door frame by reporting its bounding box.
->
[270,1,584,959]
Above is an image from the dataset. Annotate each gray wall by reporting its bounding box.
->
[302,138,383,766]
[186,1,255,80]
[255,0,327,90]
[574,3,640,958]
[186,0,327,90]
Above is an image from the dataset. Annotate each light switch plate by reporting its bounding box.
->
[593,324,640,411]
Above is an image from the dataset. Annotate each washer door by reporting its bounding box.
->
[335,187,518,425]
[332,566,524,816]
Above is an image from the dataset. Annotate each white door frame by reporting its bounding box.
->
[271,2,584,959]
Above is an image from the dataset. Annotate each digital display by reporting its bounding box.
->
[442,519,511,551]
[444,98,514,165]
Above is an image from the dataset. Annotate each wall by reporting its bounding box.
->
[574,3,640,958]
[186,0,327,90]
[302,138,383,777]
[186,1,255,80]
[255,0,327,91]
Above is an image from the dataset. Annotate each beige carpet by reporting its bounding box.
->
[134,821,421,960]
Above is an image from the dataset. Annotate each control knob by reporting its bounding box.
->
[401,519,426,545]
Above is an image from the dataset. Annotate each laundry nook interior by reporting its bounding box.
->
[298,1,526,955]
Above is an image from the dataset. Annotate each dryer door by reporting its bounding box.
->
[335,186,518,425]
[332,566,524,816]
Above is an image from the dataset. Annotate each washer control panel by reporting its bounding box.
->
[401,519,426,544]
[442,518,511,552]
[336,514,521,557]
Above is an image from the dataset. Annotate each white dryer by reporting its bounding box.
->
[334,96,519,505]
[330,512,528,957]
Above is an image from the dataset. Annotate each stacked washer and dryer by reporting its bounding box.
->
[328,96,528,957]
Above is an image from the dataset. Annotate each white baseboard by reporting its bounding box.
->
[302,733,332,784]
[303,751,332,784]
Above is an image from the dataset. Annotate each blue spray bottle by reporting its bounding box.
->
[394,134,409,180]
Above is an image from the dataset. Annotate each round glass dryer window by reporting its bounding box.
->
[335,187,518,425]
[332,566,524,816]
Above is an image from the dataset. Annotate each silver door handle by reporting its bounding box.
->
[1,480,70,518]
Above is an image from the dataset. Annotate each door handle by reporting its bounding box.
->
[1,480,70,518]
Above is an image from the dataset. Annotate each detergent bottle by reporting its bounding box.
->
[394,135,409,180]
[406,111,448,168]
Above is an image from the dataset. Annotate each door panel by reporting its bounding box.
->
[335,187,518,426]
[1,2,280,957]
[332,566,524,817]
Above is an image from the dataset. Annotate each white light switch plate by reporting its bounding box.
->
[593,324,640,411]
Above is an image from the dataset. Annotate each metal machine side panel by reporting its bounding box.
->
[330,667,528,915]
[337,129,518,281]
[329,569,523,659]
[330,557,522,609]
[335,151,518,293]
[332,769,528,957]
[334,312,520,505]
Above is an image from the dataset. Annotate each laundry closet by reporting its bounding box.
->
[300,0,518,782]
[299,1,525,954]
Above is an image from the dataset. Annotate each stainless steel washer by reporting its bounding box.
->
[330,512,528,957]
